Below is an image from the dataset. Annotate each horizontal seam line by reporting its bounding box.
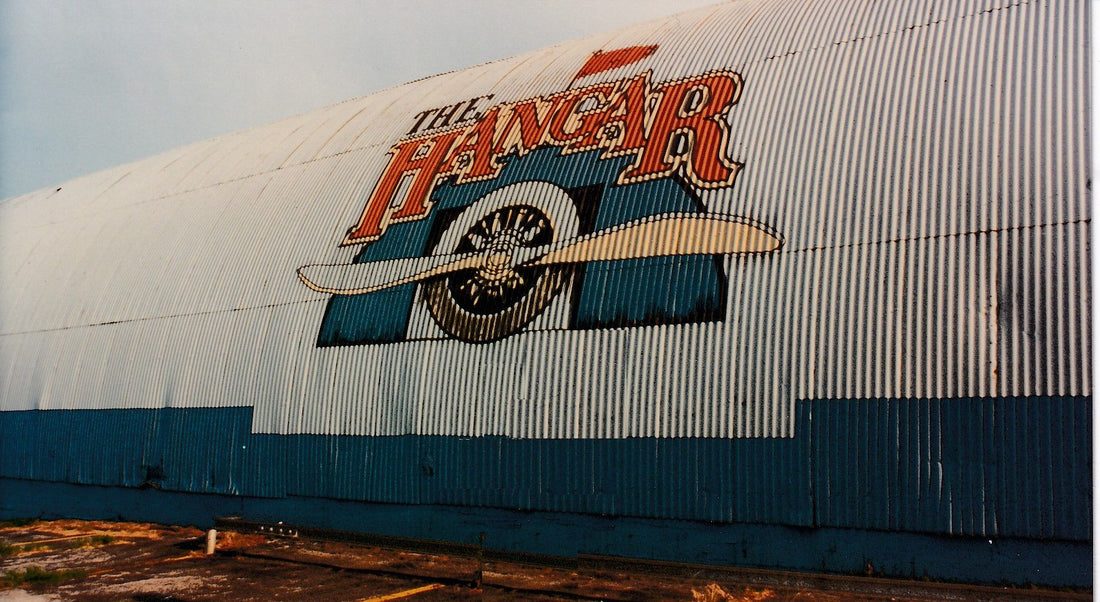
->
[759,0,1030,64]
[0,298,327,338]
[783,218,1086,254]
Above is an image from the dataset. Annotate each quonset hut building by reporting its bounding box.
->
[0,0,1091,587]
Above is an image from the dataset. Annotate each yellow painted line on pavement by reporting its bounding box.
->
[360,582,446,602]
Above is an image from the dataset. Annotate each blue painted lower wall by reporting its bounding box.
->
[0,396,1091,586]
[0,478,1089,587]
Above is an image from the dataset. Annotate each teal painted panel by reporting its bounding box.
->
[808,397,1091,539]
[279,434,419,503]
[0,396,1090,541]
[0,407,273,496]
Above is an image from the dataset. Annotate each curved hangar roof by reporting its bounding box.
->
[0,0,1090,439]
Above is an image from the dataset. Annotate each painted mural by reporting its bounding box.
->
[298,48,781,344]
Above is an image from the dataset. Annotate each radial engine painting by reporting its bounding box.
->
[298,46,782,345]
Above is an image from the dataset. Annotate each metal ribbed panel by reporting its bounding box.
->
[809,396,1090,539]
[1,0,1089,443]
[0,0,1090,554]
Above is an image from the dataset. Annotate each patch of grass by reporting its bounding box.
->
[1,541,50,557]
[18,543,49,554]
[72,535,116,549]
[0,534,117,559]
[0,518,37,529]
[2,565,87,588]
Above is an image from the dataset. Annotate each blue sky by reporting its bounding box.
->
[0,1,719,200]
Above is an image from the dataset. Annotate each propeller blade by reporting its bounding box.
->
[297,253,486,295]
[516,212,781,266]
[297,213,781,296]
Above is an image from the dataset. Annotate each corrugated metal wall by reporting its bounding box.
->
[0,396,1088,539]
[0,0,1091,550]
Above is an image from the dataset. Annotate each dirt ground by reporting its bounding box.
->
[0,519,1088,601]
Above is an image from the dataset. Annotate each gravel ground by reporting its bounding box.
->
[0,520,1088,601]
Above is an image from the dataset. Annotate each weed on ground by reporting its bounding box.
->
[2,565,87,588]
[0,519,38,530]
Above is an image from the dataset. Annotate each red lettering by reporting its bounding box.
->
[443,106,503,182]
[619,72,742,187]
[545,84,614,149]
[342,70,744,247]
[601,74,653,156]
[492,97,565,158]
[342,131,463,245]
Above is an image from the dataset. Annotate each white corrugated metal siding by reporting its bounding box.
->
[0,0,1089,441]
